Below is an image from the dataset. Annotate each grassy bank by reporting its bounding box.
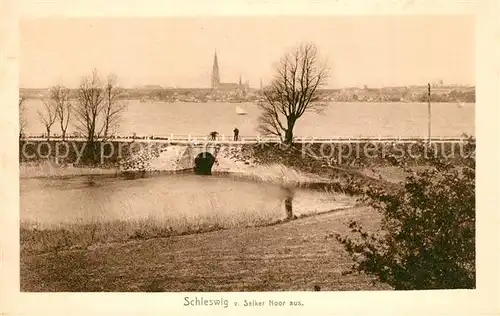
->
[240,139,475,194]
[21,189,356,254]
[245,140,475,169]
[20,215,275,255]
[21,206,391,292]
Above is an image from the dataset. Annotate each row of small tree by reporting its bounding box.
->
[19,69,126,142]
[19,69,126,163]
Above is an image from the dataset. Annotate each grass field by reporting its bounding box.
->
[21,206,391,292]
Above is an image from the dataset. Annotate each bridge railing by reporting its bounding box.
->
[21,133,470,143]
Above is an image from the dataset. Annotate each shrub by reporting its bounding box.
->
[336,140,475,290]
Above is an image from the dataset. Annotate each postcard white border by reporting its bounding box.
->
[1,0,499,315]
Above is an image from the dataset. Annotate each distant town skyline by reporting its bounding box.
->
[20,16,474,89]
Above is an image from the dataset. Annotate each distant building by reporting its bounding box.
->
[211,51,220,89]
[211,50,250,93]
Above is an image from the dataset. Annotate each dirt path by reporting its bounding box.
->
[21,207,391,292]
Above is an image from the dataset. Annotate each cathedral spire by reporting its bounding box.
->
[211,50,220,89]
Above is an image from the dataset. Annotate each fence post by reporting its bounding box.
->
[428,83,432,143]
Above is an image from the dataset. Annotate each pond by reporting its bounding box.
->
[20,173,355,230]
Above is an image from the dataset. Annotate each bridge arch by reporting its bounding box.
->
[194,152,216,175]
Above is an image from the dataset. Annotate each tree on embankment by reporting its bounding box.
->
[73,69,126,163]
[257,42,329,144]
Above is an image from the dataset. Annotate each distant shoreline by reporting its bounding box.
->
[21,98,476,104]
[20,85,475,103]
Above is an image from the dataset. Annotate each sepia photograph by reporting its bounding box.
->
[17,15,477,293]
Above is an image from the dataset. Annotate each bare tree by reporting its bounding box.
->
[74,69,105,141]
[73,69,126,162]
[74,69,106,161]
[19,95,27,139]
[38,95,58,140]
[48,85,72,141]
[257,43,329,144]
[102,74,126,139]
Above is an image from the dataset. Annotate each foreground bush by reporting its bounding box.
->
[336,140,475,290]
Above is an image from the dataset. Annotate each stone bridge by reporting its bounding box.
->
[121,143,233,175]
[177,144,223,175]
[21,136,471,175]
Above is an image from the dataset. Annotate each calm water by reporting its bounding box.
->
[20,174,350,228]
[24,100,475,138]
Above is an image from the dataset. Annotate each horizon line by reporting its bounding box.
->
[19,83,476,90]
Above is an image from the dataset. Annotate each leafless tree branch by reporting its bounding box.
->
[38,94,58,140]
[48,85,72,140]
[257,42,329,144]
[72,69,126,162]
[74,68,106,143]
[102,73,127,140]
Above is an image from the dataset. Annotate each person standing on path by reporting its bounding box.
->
[233,127,239,141]
[209,131,218,141]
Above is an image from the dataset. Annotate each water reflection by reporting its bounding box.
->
[283,186,295,220]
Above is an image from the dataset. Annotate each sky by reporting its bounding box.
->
[20,16,475,89]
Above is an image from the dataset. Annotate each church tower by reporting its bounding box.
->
[211,51,220,89]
